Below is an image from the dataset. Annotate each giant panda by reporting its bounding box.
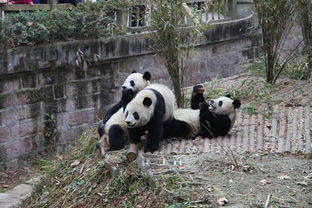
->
[124,83,175,153]
[199,95,241,138]
[97,89,135,152]
[97,71,151,151]
[165,95,241,140]
[103,71,151,123]
[164,108,201,139]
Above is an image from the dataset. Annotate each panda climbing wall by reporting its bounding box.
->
[199,95,241,138]
[124,83,175,153]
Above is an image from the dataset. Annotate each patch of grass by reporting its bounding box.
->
[241,103,257,115]
[282,55,312,80]
[243,59,266,77]
[34,158,55,174]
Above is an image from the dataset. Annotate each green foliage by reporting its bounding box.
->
[295,0,312,69]
[44,113,58,143]
[254,0,295,84]
[149,0,205,107]
[0,0,129,47]
[282,54,312,80]
[34,158,55,174]
[241,103,257,115]
[243,59,266,77]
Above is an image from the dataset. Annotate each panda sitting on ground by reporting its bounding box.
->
[124,83,175,153]
[165,92,241,139]
[97,89,135,152]
[97,71,151,151]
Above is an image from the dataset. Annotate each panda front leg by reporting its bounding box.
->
[128,126,146,144]
[144,120,163,153]
[199,103,215,138]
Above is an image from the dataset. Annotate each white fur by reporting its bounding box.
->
[104,108,128,135]
[124,83,175,128]
[121,72,150,93]
[208,96,237,128]
[174,108,200,137]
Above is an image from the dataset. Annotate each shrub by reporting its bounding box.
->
[0,0,129,47]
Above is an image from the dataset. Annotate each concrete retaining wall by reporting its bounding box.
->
[0,14,264,169]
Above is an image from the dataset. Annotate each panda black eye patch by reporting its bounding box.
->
[133,112,139,120]
[130,80,135,87]
[218,101,223,107]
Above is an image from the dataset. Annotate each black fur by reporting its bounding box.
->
[163,117,192,139]
[103,101,122,124]
[233,99,241,109]
[128,89,167,153]
[97,89,135,150]
[191,85,206,110]
[199,103,231,138]
[108,125,127,150]
[143,71,151,81]
[122,89,135,110]
[97,120,105,138]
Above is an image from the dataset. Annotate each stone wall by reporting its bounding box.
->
[0,14,262,170]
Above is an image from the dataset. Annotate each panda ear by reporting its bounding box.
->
[225,94,231,98]
[233,99,241,109]
[143,71,151,81]
[131,70,137,73]
[143,97,152,107]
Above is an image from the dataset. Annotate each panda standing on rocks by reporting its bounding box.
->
[97,71,151,152]
[124,83,175,153]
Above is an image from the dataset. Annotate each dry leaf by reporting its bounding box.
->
[278,175,291,180]
[296,181,308,186]
[207,187,214,192]
[71,160,80,167]
[217,197,228,206]
[26,22,33,27]
[260,179,270,185]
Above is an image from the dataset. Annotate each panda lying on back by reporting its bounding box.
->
[199,95,241,138]
[124,84,175,153]
[166,94,241,139]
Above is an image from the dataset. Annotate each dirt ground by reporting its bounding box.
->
[146,152,312,208]
[0,165,42,193]
[4,73,312,207]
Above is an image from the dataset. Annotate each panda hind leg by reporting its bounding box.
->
[108,125,126,151]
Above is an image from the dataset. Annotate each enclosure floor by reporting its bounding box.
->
[155,105,312,155]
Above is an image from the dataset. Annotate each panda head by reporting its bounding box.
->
[124,90,155,128]
[121,71,151,93]
[208,95,241,115]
